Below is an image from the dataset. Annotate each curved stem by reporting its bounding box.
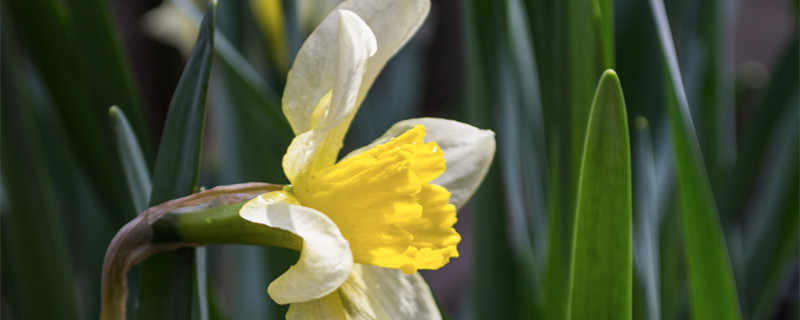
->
[100,182,282,320]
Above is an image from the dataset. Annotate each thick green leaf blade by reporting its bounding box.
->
[109,106,152,214]
[136,3,216,319]
[568,70,632,320]
[648,0,742,318]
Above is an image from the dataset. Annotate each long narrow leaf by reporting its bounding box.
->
[722,35,799,217]
[109,106,152,214]
[0,23,82,319]
[648,0,741,318]
[632,117,660,320]
[136,3,216,319]
[67,0,151,153]
[172,0,293,141]
[744,107,800,318]
[462,2,522,318]
[504,0,550,265]
[568,70,632,320]
[6,0,137,224]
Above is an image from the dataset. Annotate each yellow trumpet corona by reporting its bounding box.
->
[290,125,459,274]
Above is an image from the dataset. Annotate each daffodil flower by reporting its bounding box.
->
[236,0,495,318]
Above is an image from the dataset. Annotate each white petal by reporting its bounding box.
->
[282,9,376,182]
[141,1,198,57]
[327,10,377,128]
[282,0,430,135]
[345,118,496,210]
[239,192,353,304]
[287,264,441,320]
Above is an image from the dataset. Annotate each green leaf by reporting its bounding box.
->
[503,0,550,264]
[496,56,542,318]
[722,35,799,218]
[695,0,736,190]
[1,22,82,319]
[136,2,217,319]
[67,0,151,154]
[658,202,683,320]
[461,2,523,318]
[171,0,293,142]
[596,0,615,68]
[109,106,152,214]
[6,0,141,223]
[568,70,632,320]
[631,117,660,320]
[648,0,742,318]
[567,0,615,221]
[743,107,800,318]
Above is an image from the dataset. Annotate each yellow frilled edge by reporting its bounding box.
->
[291,125,460,274]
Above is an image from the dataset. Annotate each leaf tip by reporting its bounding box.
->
[599,69,621,87]
[634,116,649,131]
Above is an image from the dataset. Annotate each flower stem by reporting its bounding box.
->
[151,202,303,250]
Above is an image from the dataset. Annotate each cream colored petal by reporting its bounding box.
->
[287,264,441,320]
[239,191,353,304]
[141,1,198,57]
[345,118,496,210]
[287,292,348,320]
[326,10,377,131]
[282,9,376,183]
[283,0,431,135]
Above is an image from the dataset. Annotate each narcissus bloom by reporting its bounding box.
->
[239,0,495,318]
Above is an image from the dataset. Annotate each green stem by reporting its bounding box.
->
[152,202,303,251]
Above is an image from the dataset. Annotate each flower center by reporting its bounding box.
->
[292,125,460,274]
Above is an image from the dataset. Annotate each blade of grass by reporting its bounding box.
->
[566,0,599,219]
[648,0,742,318]
[695,0,736,188]
[596,0,615,68]
[6,0,137,223]
[566,0,615,221]
[109,106,152,214]
[567,70,632,320]
[632,117,660,320]
[171,0,293,141]
[504,0,550,265]
[722,35,799,218]
[0,24,82,319]
[462,2,522,318]
[658,201,684,320]
[496,55,541,319]
[744,105,800,319]
[522,2,573,318]
[67,0,151,153]
[136,2,216,319]
[108,106,153,318]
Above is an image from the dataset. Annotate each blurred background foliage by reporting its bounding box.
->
[1,0,798,319]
